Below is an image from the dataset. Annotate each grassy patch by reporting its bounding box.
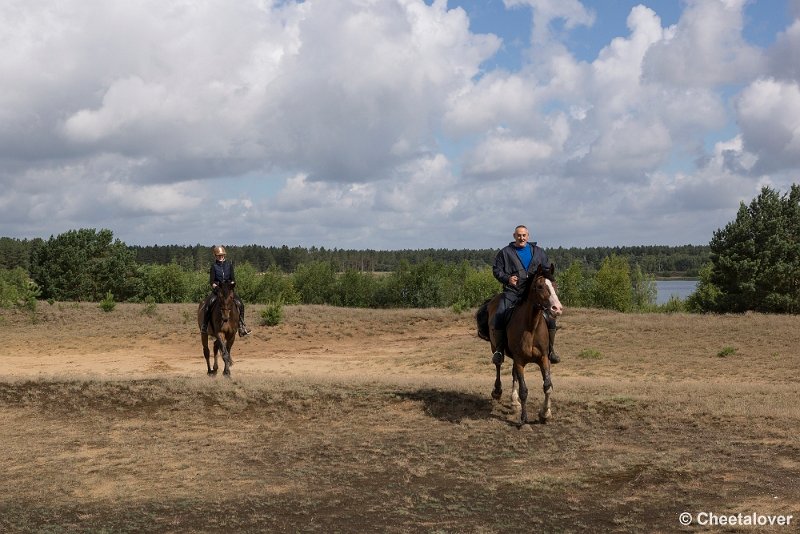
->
[578,348,602,360]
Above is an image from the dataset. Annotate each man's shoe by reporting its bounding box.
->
[492,329,506,365]
[548,327,560,364]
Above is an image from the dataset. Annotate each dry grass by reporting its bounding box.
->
[1,302,798,532]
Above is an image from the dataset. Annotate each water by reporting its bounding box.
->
[655,279,698,304]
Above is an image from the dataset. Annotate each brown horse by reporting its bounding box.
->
[197,280,239,376]
[476,263,563,424]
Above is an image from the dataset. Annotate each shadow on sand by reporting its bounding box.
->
[394,388,496,423]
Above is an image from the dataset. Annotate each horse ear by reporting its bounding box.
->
[549,262,555,275]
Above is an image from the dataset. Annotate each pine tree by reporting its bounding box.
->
[706,185,800,313]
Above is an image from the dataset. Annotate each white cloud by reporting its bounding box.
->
[736,77,800,173]
[504,0,595,43]
[642,0,764,87]
[768,19,800,81]
[464,129,557,177]
[1,0,797,249]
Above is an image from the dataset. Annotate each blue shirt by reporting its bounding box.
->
[515,243,532,271]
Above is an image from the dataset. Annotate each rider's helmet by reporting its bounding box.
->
[212,245,227,258]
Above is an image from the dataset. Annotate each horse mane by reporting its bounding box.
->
[519,264,555,303]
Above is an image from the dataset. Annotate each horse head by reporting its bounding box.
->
[217,280,236,324]
[529,263,563,317]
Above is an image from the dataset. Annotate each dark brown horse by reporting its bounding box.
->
[476,264,563,424]
[197,280,240,376]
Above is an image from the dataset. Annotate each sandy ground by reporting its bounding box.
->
[1,302,799,532]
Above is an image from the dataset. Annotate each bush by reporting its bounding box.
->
[335,269,377,307]
[658,295,687,313]
[686,262,722,313]
[99,291,116,312]
[30,228,139,301]
[293,261,337,305]
[141,296,158,317]
[260,300,284,326]
[138,263,191,303]
[453,264,497,308]
[270,267,300,304]
[631,264,657,310]
[592,255,632,312]
[0,267,40,309]
[556,261,593,307]
[243,265,300,305]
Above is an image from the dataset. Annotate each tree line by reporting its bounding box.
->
[1,184,797,314]
[1,237,709,277]
[0,228,671,313]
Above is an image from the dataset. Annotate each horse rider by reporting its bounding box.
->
[491,225,560,365]
[200,245,251,337]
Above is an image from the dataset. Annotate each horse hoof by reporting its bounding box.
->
[491,389,502,400]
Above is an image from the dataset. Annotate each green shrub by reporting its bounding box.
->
[658,295,687,313]
[556,260,593,307]
[260,300,284,326]
[458,265,497,307]
[0,267,41,309]
[138,262,190,303]
[293,261,337,305]
[99,291,116,312]
[29,228,139,302]
[141,296,158,317]
[631,264,657,309]
[717,346,737,357]
[592,255,633,312]
[335,269,377,307]
[451,299,470,314]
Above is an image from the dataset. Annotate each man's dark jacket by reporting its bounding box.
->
[492,242,550,294]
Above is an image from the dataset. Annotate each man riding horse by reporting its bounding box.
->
[492,225,560,365]
[200,245,251,337]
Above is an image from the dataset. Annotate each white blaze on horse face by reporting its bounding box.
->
[544,279,563,316]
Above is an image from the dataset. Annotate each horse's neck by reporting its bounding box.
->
[514,298,543,330]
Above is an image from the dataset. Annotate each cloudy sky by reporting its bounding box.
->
[2,0,799,250]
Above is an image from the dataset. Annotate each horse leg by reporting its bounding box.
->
[515,364,529,425]
[538,365,553,423]
[212,338,220,374]
[201,333,214,375]
[491,362,503,400]
[510,367,521,408]
[220,335,233,377]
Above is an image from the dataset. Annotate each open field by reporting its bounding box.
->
[1,302,798,533]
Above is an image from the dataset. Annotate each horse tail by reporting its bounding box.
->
[476,297,492,341]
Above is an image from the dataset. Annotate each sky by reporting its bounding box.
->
[2,0,799,250]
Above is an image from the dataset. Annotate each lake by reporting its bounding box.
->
[655,279,698,304]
